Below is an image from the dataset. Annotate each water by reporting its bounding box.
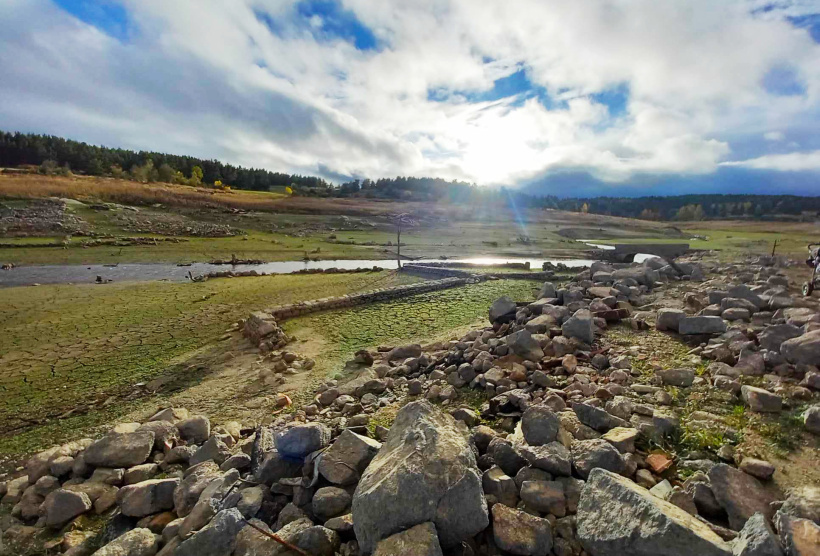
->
[0,257,595,287]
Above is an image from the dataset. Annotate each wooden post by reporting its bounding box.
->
[771,239,778,257]
[396,222,401,269]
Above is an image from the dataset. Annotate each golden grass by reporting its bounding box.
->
[0,174,447,217]
[0,174,289,212]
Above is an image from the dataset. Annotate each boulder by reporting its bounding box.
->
[538,282,556,300]
[738,459,775,481]
[90,528,158,556]
[190,435,232,466]
[490,297,518,323]
[176,415,211,445]
[491,503,553,556]
[709,464,778,530]
[289,526,340,556]
[83,431,154,468]
[482,466,519,507]
[759,324,802,353]
[805,406,820,435]
[255,449,303,485]
[774,511,820,556]
[174,508,245,556]
[571,439,625,479]
[372,522,443,556]
[732,512,784,556]
[520,480,566,517]
[521,405,560,446]
[312,487,351,520]
[352,401,488,552]
[43,489,92,528]
[562,309,595,344]
[741,386,782,413]
[657,309,686,332]
[507,329,545,362]
[318,430,381,485]
[573,403,627,433]
[577,469,733,556]
[781,331,820,366]
[275,423,331,459]
[779,486,820,523]
[117,478,179,518]
[388,343,422,361]
[174,461,222,517]
[679,316,727,335]
[518,442,572,477]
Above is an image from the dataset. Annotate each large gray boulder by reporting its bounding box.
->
[507,330,545,362]
[372,522,443,556]
[43,489,92,528]
[83,431,155,468]
[709,464,778,530]
[352,400,488,553]
[117,478,179,517]
[562,309,595,344]
[759,324,802,353]
[577,469,733,556]
[489,296,517,323]
[781,330,820,365]
[679,316,727,335]
[571,439,625,479]
[90,528,158,556]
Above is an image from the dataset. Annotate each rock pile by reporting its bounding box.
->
[2,255,819,556]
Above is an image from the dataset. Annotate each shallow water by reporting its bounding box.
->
[0,257,596,287]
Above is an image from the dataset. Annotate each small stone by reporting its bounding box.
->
[739,458,775,481]
[741,386,782,413]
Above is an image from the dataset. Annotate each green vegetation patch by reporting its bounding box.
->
[0,271,420,440]
[282,279,539,403]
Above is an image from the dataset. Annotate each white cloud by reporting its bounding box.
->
[721,150,820,171]
[0,0,819,186]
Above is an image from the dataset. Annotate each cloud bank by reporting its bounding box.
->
[1,0,819,193]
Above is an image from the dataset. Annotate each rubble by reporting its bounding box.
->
[1,254,818,556]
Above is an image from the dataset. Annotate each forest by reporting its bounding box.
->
[2,130,819,221]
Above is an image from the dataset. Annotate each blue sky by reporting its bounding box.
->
[2,0,820,197]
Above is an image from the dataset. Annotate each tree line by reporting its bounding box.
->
[2,130,819,220]
[0,131,329,191]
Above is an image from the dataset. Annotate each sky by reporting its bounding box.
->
[1,0,820,197]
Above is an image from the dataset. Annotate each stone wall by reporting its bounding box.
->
[267,276,473,321]
[400,264,477,279]
[401,264,557,282]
